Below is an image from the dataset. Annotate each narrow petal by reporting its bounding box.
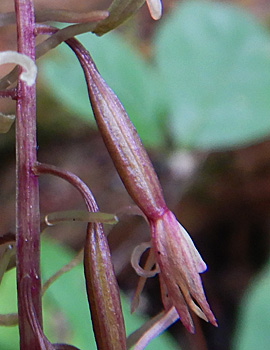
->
[151,210,217,331]
[158,274,172,311]
[146,0,162,20]
[178,223,207,273]
[0,51,37,86]
[131,247,157,313]
[131,242,160,278]
[127,307,179,350]
[160,272,195,333]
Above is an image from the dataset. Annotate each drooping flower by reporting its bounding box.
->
[150,210,217,332]
[130,209,217,334]
[71,39,217,337]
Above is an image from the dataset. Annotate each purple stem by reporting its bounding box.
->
[33,162,98,212]
[15,0,42,349]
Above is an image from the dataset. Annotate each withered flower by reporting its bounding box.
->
[150,210,217,332]
[130,208,217,334]
[74,40,217,340]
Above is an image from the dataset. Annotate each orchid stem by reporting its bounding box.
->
[15,0,42,349]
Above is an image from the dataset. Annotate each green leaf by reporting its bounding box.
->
[0,269,19,350]
[40,32,165,148]
[232,260,270,350]
[154,0,270,149]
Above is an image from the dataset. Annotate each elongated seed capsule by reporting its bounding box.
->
[84,223,126,350]
[84,55,166,220]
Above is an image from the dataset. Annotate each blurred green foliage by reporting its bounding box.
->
[232,260,270,350]
[39,30,165,148]
[155,1,270,149]
[40,0,270,150]
[0,237,179,350]
[2,0,270,349]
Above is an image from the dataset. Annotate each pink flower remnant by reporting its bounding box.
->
[76,40,217,342]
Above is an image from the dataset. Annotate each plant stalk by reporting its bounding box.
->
[15,0,42,349]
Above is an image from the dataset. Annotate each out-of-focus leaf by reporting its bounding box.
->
[0,269,18,350]
[232,260,270,350]
[40,32,165,148]
[154,0,270,149]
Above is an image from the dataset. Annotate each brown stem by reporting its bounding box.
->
[15,0,42,349]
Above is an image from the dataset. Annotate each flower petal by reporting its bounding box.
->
[178,222,207,273]
[0,51,37,86]
[131,246,157,313]
[127,307,179,350]
[146,0,162,20]
[131,242,160,278]
[151,210,217,331]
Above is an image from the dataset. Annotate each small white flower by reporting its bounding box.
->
[0,51,37,86]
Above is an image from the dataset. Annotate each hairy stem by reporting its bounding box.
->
[15,0,42,349]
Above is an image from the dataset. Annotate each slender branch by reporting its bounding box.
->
[0,88,17,99]
[15,0,42,349]
[42,249,83,296]
[33,162,98,212]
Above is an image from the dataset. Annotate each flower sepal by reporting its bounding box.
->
[151,210,218,332]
